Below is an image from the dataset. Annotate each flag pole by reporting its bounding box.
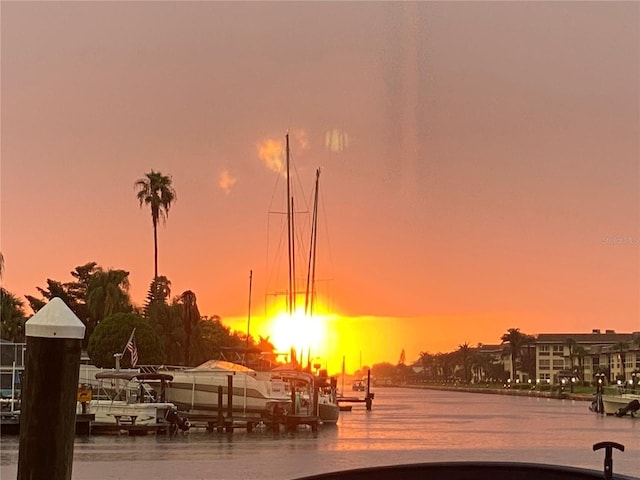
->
[122,328,136,356]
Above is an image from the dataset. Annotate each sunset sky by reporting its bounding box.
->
[2,2,638,374]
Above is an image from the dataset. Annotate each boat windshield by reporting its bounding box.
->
[188,360,257,374]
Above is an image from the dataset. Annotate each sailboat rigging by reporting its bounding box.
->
[305,168,321,317]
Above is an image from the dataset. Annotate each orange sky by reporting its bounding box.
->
[2,2,639,374]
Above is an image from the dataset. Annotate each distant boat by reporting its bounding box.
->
[352,380,366,392]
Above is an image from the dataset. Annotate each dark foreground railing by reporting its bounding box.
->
[295,442,637,480]
[294,462,638,480]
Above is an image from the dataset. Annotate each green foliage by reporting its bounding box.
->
[24,262,101,347]
[87,312,163,367]
[371,362,397,379]
[190,316,246,366]
[86,268,133,324]
[144,276,171,317]
[150,301,185,365]
[1,288,27,342]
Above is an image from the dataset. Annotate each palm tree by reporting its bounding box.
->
[574,345,587,383]
[564,337,578,382]
[180,290,200,365]
[0,251,4,278]
[457,342,472,383]
[134,170,177,279]
[501,328,528,381]
[612,341,629,381]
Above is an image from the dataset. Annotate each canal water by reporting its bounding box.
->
[1,387,638,479]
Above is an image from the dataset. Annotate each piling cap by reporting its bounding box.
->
[25,297,86,339]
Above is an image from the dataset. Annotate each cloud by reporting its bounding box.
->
[257,130,311,175]
[218,169,237,194]
[257,138,285,173]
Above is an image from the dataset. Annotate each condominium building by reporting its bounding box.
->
[535,330,639,384]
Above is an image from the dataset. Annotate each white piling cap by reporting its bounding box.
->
[25,297,86,339]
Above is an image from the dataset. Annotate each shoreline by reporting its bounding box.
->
[400,384,594,402]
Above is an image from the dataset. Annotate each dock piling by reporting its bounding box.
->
[18,297,85,480]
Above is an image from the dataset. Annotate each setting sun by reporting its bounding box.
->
[268,307,328,362]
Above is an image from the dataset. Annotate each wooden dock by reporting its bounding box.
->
[337,392,375,410]
[337,370,375,411]
[1,411,95,436]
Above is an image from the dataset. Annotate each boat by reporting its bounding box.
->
[292,441,639,480]
[269,363,340,425]
[163,360,292,421]
[78,371,187,434]
[600,387,640,417]
[352,380,366,392]
[316,374,340,424]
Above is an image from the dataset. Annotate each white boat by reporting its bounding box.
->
[78,371,185,433]
[163,360,292,419]
[601,386,640,416]
[317,379,340,424]
[352,380,366,392]
[270,365,340,424]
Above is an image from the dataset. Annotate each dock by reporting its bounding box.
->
[337,393,374,410]
[1,411,95,436]
[337,370,375,411]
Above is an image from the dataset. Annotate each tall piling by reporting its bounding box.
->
[18,297,85,480]
[226,374,234,432]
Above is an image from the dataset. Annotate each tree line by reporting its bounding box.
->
[0,170,277,368]
[356,328,640,386]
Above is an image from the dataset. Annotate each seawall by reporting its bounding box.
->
[403,384,593,402]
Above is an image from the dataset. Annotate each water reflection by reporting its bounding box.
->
[2,387,638,479]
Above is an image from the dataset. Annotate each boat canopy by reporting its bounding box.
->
[187,360,257,374]
[94,372,174,382]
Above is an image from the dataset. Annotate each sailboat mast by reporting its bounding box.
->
[305,168,321,316]
[286,133,294,315]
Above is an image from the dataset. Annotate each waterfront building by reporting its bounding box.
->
[535,330,640,385]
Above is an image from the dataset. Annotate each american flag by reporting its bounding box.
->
[126,334,138,368]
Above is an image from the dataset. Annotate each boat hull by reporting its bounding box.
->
[76,400,176,433]
[601,393,640,416]
[165,370,291,418]
[319,402,339,424]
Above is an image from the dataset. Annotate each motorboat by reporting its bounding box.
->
[269,365,340,424]
[163,360,291,420]
[78,371,186,433]
[352,380,366,392]
[600,387,640,417]
[316,374,340,424]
